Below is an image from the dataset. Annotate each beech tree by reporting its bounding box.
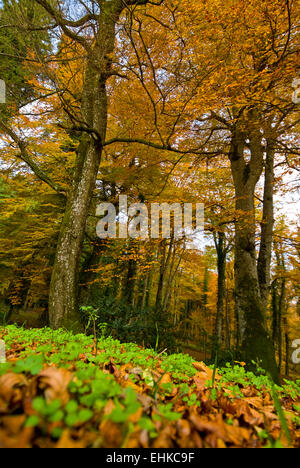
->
[176,0,299,380]
[32,0,155,329]
[1,0,172,329]
[1,0,209,329]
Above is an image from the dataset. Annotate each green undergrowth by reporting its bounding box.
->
[0,325,299,447]
[0,325,197,379]
[1,326,299,398]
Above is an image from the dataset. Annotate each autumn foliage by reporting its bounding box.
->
[0,0,299,449]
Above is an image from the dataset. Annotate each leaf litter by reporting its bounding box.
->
[0,326,299,448]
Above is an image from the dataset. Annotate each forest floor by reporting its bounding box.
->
[0,326,299,448]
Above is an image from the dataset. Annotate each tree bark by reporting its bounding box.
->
[48,2,124,329]
[141,270,150,310]
[229,116,279,382]
[284,316,289,378]
[123,255,138,306]
[155,237,174,311]
[213,231,227,353]
[225,287,231,351]
[257,134,275,311]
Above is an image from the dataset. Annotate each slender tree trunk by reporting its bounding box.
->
[141,270,150,310]
[278,281,285,370]
[162,244,184,313]
[155,241,166,311]
[277,252,286,371]
[225,288,231,351]
[155,237,174,311]
[271,280,279,345]
[123,255,137,306]
[79,238,106,305]
[235,303,240,349]
[145,268,152,309]
[284,317,289,378]
[173,274,181,326]
[162,244,176,312]
[257,135,275,310]
[202,265,209,311]
[204,331,207,361]
[213,231,227,353]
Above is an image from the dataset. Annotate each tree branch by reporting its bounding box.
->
[34,0,92,50]
[103,137,223,156]
[0,121,67,196]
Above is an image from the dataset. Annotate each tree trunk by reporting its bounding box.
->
[155,237,174,311]
[202,265,209,311]
[162,244,183,313]
[141,270,150,310]
[225,287,231,351]
[284,316,289,378]
[278,280,284,370]
[257,135,275,310]
[48,2,123,329]
[229,119,279,382]
[123,254,137,306]
[213,231,227,354]
[162,245,176,313]
[271,280,279,345]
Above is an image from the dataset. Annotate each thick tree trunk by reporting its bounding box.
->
[48,2,124,329]
[229,120,279,382]
[49,140,103,329]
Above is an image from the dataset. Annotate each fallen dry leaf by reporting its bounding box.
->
[56,430,87,449]
[33,367,72,405]
[0,373,28,414]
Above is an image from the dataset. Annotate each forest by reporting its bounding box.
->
[0,0,299,450]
